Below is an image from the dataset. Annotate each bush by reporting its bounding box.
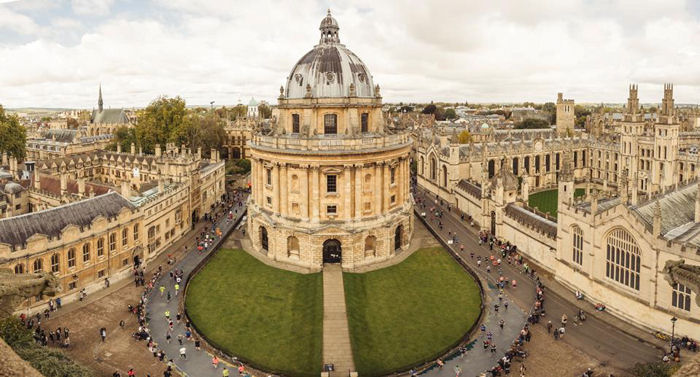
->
[0,317,92,377]
[630,362,678,377]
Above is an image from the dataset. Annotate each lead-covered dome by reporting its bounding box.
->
[285,10,375,99]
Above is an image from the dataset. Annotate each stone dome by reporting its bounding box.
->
[285,10,375,99]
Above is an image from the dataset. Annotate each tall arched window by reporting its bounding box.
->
[51,253,60,273]
[33,259,43,273]
[82,243,91,263]
[67,248,76,268]
[364,235,376,257]
[324,114,337,134]
[430,157,437,180]
[14,264,24,274]
[260,226,269,251]
[394,225,403,251]
[292,114,300,133]
[605,228,640,290]
[442,165,448,187]
[420,157,424,175]
[287,236,300,258]
[572,226,583,265]
[488,160,495,178]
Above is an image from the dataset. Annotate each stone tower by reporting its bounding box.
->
[651,84,679,193]
[556,92,575,135]
[620,84,645,187]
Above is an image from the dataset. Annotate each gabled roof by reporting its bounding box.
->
[91,109,130,124]
[0,192,134,247]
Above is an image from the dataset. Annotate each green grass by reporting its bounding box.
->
[185,249,323,377]
[343,247,482,376]
[528,188,585,218]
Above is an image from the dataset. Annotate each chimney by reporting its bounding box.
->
[131,142,136,154]
[33,169,41,190]
[77,178,86,196]
[121,181,130,197]
[653,201,662,236]
[60,173,68,195]
[155,144,161,157]
[211,148,218,163]
[117,143,122,153]
[139,146,143,156]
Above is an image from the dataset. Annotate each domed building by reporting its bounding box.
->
[247,10,413,270]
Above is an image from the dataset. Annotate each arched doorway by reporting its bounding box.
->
[260,227,269,252]
[394,225,403,251]
[322,239,342,264]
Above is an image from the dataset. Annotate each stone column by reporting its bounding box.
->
[354,164,362,218]
[383,163,390,211]
[344,164,352,221]
[274,164,281,214]
[280,163,288,216]
[311,165,320,222]
[304,166,311,220]
[374,163,383,215]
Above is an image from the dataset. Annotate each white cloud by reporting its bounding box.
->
[71,0,113,16]
[0,6,39,34]
[0,0,698,108]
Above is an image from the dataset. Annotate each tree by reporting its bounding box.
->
[630,362,677,377]
[0,106,27,159]
[66,118,79,129]
[110,126,138,152]
[574,105,591,128]
[229,105,247,120]
[515,118,550,129]
[458,130,472,143]
[445,108,458,120]
[422,104,437,115]
[171,113,226,157]
[541,102,556,124]
[135,96,188,153]
[399,105,414,113]
[258,103,272,119]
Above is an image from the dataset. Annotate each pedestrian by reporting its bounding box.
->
[167,291,171,302]
[177,334,184,345]
[499,319,504,329]
[491,343,497,353]
[159,285,165,296]
[113,371,121,377]
[520,363,527,377]
[127,369,135,377]
[195,338,201,350]
[165,310,170,320]
[119,320,125,328]
[166,333,172,343]
[222,367,230,377]
[504,300,509,310]
[100,327,107,342]
[179,346,186,359]
[559,327,565,338]
[561,313,568,327]
[175,283,180,296]
[212,355,219,368]
[546,320,552,333]
[454,364,462,377]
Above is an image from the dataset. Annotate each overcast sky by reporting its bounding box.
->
[0,0,699,108]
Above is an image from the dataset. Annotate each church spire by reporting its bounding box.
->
[98,84,104,112]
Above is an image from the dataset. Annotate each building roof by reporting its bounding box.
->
[91,108,130,125]
[632,183,697,236]
[285,11,374,99]
[0,192,134,247]
[40,129,78,143]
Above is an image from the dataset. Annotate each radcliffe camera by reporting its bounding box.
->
[0,1,699,377]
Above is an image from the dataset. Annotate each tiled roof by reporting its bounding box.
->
[0,192,134,246]
[91,109,130,124]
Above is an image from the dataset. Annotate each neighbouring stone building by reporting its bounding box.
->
[87,85,131,136]
[556,92,575,135]
[416,84,700,339]
[0,143,226,312]
[247,10,413,270]
[26,128,112,160]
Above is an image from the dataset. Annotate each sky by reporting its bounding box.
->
[0,0,699,108]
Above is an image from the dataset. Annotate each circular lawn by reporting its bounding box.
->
[185,249,323,377]
[343,247,482,376]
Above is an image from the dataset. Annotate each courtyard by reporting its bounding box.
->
[527,188,586,218]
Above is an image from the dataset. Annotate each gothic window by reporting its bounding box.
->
[14,264,24,274]
[327,175,337,193]
[122,228,128,246]
[97,238,105,257]
[51,253,60,273]
[364,235,376,258]
[260,226,268,251]
[133,224,139,240]
[488,160,495,178]
[361,113,369,133]
[109,232,116,251]
[442,165,447,187]
[430,157,437,180]
[82,243,91,263]
[545,155,551,172]
[524,156,530,173]
[324,114,337,134]
[287,236,300,258]
[420,157,424,175]
[33,259,43,273]
[512,158,519,175]
[572,226,583,265]
[67,248,76,268]
[605,228,641,291]
[672,283,691,311]
[292,114,300,133]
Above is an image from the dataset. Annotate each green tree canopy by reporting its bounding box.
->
[110,126,138,152]
[515,118,550,129]
[66,118,79,129]
[135,96,187,153]
[0,106,27,159]
[445,108,458,120]
[171,113,226,157]
[258,103,272,119]
[458,130,472,143]
[574,105,592,128]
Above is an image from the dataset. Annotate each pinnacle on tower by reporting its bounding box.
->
[98,83,104,112]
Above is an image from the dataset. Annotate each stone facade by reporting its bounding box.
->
[556,92,575,135]
[247,11,413,271]
[417,84,700,340]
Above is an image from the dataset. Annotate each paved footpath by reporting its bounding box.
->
[145,194,251,377]
[322,264,356,376]
[414,186,661,376]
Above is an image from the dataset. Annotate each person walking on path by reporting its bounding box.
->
[100,327,107,342]
[546,321,553,333]
[159,285,165,296]
[212,356,219,368]
[222,367,230,377]
[561,313,568,327]
[179,346,186,359]
[175,283,180,296]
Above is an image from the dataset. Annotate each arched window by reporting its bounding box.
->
[420,157,424,175]
[512,157,519,175]
[291,175,300,193]
[33,259,43,273]
[672,283,691,311]
[83,243,91,263]
[97,238,105,257]
[287,236,299,258]
[133,224,139,240]
[292,114,300,133]
[524,156,530,173]
[67,248,76,268]
[442,165,448,187]
[260,226,269,251]
[324,114,337,134]
[14,264,24,274]
[51,253,60,273]
[364,235,376,258]
[572,226,583,265]
[605,228,640,290]
[361,113,369,133]
[430,157,437,180]
[488,160,495,178]
[394,225,403,251]
[122,228,128,246]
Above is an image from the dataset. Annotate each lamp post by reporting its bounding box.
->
[670,316,677,353]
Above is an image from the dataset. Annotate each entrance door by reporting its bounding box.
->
[322,239,342,264]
